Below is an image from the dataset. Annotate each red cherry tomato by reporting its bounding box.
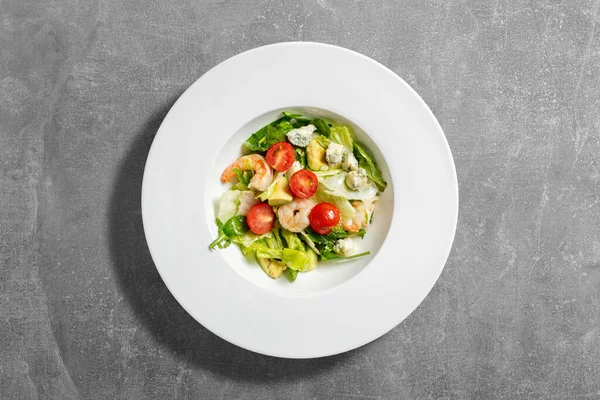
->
[289,170,318,199]
[246,203,275,234]
[309,202,341,235]
[265,142,295,172]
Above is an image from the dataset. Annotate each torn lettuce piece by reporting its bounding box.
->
[280,228,305,251]
[319,172,378,201]
[314,169,343,178]
[329,126,353,151]
[281,248,318,272]
[280,229,318,272]
[313,184,355,221]
[353,142,387,192]
[217,190,242,222]
[217,190,257,222]
[231,231,269,247]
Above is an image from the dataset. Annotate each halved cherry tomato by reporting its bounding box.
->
[309,202,341,235]
[265,142,294,172]
[289,170,318,199]
[246,203,275,234]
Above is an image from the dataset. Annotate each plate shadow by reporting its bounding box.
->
[108,100,354,381]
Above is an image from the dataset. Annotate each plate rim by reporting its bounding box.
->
[141,41,459,358]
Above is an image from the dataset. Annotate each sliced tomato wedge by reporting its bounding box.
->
[309,202,341,235]
[246,203,275,234]
[265,142,295,172]
[289,169,318,199]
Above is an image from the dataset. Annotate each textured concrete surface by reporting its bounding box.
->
[2,0,600,398]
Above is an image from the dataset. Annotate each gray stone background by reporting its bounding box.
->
[2,0,600,398]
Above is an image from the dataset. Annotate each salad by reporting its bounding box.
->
[209,112,387,282]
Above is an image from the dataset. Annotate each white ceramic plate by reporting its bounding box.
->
[142,42,458,358]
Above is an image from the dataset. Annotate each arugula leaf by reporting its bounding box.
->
[302,227,367,261]
[209,218,232,250]
[353,142,387,192]
[320,249,371,261]
[305,227,366,244]
[294,147,307,168]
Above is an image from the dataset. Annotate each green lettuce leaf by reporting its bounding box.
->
[244,117,294,152]
[280,228,305,251]
[231,231,269,247]
[314,169,343,178]
[217,190,241,222]
[329,126,353,151]
[353,142,387,192]
[319,172,378,201]
[281,248,310,271]
[312,118,331,137]
[221,215,249,237]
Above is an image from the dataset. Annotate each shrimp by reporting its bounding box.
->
[342,197,378,232]
[221,154,273,191]
[277,198,316,232]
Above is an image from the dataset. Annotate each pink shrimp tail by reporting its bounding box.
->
[221,165,235,183]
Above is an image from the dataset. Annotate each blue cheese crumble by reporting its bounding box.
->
[286,124,316,147]
[325,142,345,167]
[345,168,368,190]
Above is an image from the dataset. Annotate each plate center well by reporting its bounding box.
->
[204,106,395,295]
